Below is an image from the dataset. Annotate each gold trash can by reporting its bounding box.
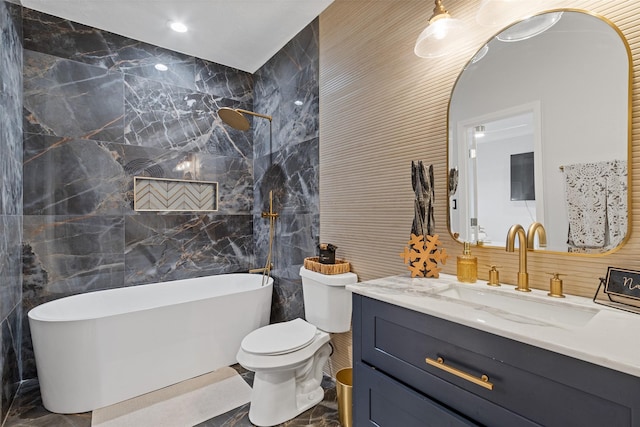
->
[336,368,353,427]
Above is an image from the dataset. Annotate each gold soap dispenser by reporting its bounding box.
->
[457,242,478,283]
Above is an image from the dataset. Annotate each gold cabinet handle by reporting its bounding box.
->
[426,357,494,391]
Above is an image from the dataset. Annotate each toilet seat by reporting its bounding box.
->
[240,318,318,355]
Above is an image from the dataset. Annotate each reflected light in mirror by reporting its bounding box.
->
[476,0,540,28]
[497,12,563,42]
[471,44,489,64]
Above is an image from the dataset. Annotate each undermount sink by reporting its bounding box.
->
[433,284,600,328]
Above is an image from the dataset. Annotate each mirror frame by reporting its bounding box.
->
[446,8,633,256]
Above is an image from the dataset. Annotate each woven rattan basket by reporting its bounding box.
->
[304,257,351,275]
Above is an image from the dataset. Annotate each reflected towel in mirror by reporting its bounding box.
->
[563,160,627,252]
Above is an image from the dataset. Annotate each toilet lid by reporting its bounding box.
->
[241,318,318,355]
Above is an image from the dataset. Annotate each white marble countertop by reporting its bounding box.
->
[347,273,640,378]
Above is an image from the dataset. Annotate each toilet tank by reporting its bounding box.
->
[300,266,357,333]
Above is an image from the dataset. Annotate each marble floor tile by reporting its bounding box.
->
[3,365,341,427]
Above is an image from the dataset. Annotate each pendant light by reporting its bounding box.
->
[414,0,466,58]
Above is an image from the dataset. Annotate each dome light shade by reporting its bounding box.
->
[414,0,466,58]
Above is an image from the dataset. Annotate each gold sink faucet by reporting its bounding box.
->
[506,223,547,292]
[527,222,547,250]
[506,224,530,292]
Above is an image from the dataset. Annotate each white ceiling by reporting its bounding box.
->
[19,0,334,73]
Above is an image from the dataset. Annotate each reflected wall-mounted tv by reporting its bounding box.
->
[510,152,535,201]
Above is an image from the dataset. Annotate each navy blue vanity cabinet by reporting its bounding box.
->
[352,294,640,427]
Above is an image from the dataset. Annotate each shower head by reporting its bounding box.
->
[218,107,272,131]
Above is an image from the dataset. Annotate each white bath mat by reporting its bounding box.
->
[91,367,251,427]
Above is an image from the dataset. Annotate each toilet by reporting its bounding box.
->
[236,266,357,427]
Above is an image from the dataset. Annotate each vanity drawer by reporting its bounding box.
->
[354,361,480,427]
[356,295,638,427]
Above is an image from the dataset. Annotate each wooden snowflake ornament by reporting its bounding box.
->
[399,233,448,278]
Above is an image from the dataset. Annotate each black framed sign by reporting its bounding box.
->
[604,267,640,301]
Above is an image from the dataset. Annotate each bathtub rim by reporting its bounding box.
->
[28,273,274,323]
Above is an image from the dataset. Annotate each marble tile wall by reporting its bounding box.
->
[9,4,320,396]
[20,8,259,381]
[253,20,320,322]
[0,0,23,421]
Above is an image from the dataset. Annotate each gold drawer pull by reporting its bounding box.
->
[426,357,494,391]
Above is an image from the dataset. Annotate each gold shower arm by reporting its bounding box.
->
[236,109,272,121]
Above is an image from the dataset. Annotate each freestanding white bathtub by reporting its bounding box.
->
[28,273,273,414]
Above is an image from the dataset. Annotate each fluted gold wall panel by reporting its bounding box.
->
[320,0,640,299]
[326,331,352,377]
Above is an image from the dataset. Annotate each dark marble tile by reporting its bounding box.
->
[254,137,319,217]
[210,156,254,214]
[1,306,21,423]
[0,215,22,321]
[23,134,130,216]
[0,0,23,217]
[113,43,195,90]
[23,8,197,90]
[124,214,253,286]
[251,20,320,324]
[267,18,320,72]
[254,20,319,157]
[18,301,35,383]
[21,215,125,379]
[124,74,253,158]
[0,2,22,329]
[6,1,21,42]
[23,9,117,70]
[208,109,255,159]
[23,50,125,142]
[270,276,306,324]
[0,121,23,217]
[22,215,125,299]
[254,209,318,324]
[195,59,253,103]
[273,60,319,148]
[251,78,278,160]
[255,212,318,279]
[115,143,254,214]
[23,135,253,216]
[3,379,90,427]
[13,13,322,422]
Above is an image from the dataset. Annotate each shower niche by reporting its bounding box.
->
[133,176,218,212]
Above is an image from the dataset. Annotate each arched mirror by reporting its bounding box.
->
[448,10,631,253]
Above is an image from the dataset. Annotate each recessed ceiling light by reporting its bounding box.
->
[154,64,168,71]
[169,21,188,33]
